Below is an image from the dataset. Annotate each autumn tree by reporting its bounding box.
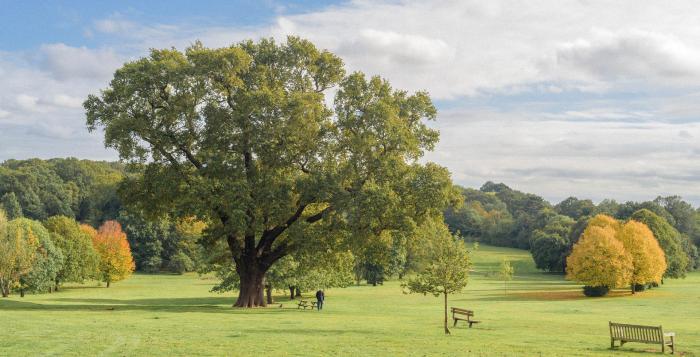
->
[85,37,458,307]
[44,216,100,290]
[566,225,632,296]
[617,220,666,293]
[403,222,471,335]
[86,221,135,287]
[0,212,39,297]
[10,218,64,295]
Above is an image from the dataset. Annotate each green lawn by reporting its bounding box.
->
[1,245,698,356]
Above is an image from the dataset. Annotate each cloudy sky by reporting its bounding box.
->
[2,1,700,204]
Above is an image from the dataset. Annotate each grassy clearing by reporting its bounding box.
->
[1,244,698,356]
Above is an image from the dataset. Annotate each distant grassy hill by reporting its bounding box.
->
[1,244,698,356]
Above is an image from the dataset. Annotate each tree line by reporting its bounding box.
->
[0,158,203,275]
[445,182,700,282]
[0,210,134,297]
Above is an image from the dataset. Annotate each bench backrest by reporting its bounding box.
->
[451,307,474,317]
[609,322,663,343]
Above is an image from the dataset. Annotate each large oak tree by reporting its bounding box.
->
[85,37,457,307]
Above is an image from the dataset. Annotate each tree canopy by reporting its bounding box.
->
[85,37,458,307]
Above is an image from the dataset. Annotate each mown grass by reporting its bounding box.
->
[1,244,698,356]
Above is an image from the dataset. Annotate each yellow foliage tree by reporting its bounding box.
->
[566,225,632,293]
[0,212,39,297]
[617,220,666,292]
[586,214,621,232]
[83,221,135,287]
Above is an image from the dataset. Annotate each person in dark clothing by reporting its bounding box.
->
[315,290,324,310]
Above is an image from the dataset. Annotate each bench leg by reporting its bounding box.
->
[610,338,615,349]
[468,322,473,328]
[453,319,457,327]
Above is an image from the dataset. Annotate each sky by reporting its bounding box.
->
[2,1,700,205]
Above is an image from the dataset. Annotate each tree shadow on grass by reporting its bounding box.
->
[0,297,314,314]
[463,289,633,302]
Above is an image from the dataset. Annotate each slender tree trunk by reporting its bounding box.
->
[0,279,8,297]
[55,279,59,292]
[444,292,450,335]
[265,284,273,304]
[295,287,301,297]
[20,288,24,298]
[631,284,635,294]
[107,280,110,288]
[289,286,295,300]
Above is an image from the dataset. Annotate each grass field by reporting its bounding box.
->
[1,244,698,356]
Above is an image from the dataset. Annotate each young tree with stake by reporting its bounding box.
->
[403,220,471,335]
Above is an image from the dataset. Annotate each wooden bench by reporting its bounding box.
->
[451,307,480,328]
[609,322,675,354]
[296,300,317,310]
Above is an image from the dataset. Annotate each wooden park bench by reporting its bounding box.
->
[609,322,675,354]
[451,307,480,328]
[296,300,318,310]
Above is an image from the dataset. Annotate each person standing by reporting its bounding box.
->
[315,289,325,310]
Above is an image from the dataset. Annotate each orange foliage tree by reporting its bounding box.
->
[83,221,135,287]
[617,220,667,293]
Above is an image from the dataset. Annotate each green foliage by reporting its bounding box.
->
[554,197,596,220]
[9,218,64,294]
[1,192,23,219]
[44,216,100,286]
[167,252,194,275]
[403,233,472,295]
[529,214,574,272]
[0,158,125,223]
[630,209,689,278]
[85,37,457,307]
[403,222,471,334]
[118,212,202,273]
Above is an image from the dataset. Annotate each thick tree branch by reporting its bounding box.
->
[257,202,308,254]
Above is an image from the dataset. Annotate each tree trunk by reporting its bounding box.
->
[289,286,295,300]
[631,284,636,294]
[0,279,8,297]
[295,287,301,297]
[443,292,450,335]
[55,279,59,292]
[234,266,267,308]
[20,288,24,298]
[107,280,110,288]
[265,284,273,304]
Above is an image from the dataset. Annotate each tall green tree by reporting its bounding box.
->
[85,37,457,307]
[403,226,471,335]
[44,216,100,289]
[1,192,23,220]
[530,214,574,272]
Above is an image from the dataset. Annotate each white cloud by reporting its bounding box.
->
[16,94,40,111]
[39,43,122,80]
[554,29,700,85]
[6,1,700,204]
